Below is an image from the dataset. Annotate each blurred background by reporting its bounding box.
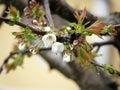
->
[0,0,120,90]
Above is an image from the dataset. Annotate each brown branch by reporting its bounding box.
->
[0,16,72,42]
[114,24,120,29]
[0,47,51,74]
[0,49,29,74]
[0,17,46,35]
[43,0,54,26]
[92,41,115,47]
[89,60,120,76]
[40,49,119,90]
[92,41,115,52]
[49,0,97,26]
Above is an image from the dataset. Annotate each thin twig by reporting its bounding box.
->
[0,47,51,74]
[88,60,120,76]
[92,41,115,48]
[0,17,46,35]
[114,24,120,29]
[92,41,115,52]
[89,60,103,68]
[0,49,29,74]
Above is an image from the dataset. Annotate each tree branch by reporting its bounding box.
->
[92,41,115,52]
[0,47,51,74]
[43,0,54,27]
[0,49,29,74]
[92,41,115,47]
[114,24,120,29]
[49,0,97,26]
[40,50,118,90]
[89,60,120,76]
[0,17,46,35]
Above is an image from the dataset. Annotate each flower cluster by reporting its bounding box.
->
[24,0,44,19]
[42,34,64,53]
[14,1,116,69]
[24,0,46,28]
[42,34,56,48]
[1,0,118,75]
[41,33,72,62]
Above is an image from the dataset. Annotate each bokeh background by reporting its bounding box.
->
[0,0,120,90]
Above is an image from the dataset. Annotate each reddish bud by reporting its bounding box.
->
[73,40,79,46]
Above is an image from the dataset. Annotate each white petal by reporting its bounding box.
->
[42,34,56,48]
[66,26,71,30]
[63,53,71,62]
[18,43,26,51]
[52,42,64,53]
[44,26,51,32]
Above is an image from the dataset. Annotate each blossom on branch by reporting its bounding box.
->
[44,26,51,32]
[52,42,64,53]
[42,34,56,48]
[18,43,26,51]
[63,53,71,63]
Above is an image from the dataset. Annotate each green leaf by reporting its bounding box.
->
[22,27,36,40]
[9,5,18,17]
[12,32,17,35]
[6,52,24,73]
[13,54,24,66]
[30,4,45,19]
[71,51,76,61]
[69,23,85,33]
[103,64,116,75]
[26,34,36,40]
[8,5,21,22]
[101,24,112,34]
[24,27,30,34]
[8,20,15,26]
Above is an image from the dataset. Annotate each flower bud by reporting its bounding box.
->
[73,40,79,46]
[18,43,26,51]
[32,20,39,26]
[44,26,51,32]
[29,48,37,55]
[66,26,71,30]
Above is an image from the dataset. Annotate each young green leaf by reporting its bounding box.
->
[8,5,21,22]
[26,34,36,40]
[101,24,112,34]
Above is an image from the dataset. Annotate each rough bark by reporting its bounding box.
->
[40,50,118,90]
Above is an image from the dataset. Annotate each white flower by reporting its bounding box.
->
[52,42,64,53]
[18,43,26,51]
[42,34,56,48]
[63,53,71,63]
[66,26,71,30]
[44,26,51,32]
